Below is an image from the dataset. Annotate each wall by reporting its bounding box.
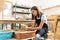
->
[43,6,60,15]
[32,0,60,9]
[6,0,60,15]
[6,0,60,8]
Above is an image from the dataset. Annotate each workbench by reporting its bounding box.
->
[0,20,36,40]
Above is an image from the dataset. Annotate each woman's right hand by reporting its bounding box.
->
[25,26,29,30]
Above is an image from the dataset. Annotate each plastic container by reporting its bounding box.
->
[0,30,13,39]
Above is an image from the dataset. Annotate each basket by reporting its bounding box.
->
[14,31,36,39]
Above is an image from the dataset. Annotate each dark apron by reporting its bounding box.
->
[35,16,48,38]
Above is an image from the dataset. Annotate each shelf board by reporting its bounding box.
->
[13,5,31,9]
[13,12,30,14]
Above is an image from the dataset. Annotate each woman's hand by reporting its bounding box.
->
[25,26,32,30]
[25,26,28,30]
[25,26,30,30]
[25,26,36,31]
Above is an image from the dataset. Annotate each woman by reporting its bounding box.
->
[26,6,48,40]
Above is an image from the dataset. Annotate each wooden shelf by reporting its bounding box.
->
[13,12,30,14]
[13,5,31,9]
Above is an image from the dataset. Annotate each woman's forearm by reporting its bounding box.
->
[28,27,40,30]
[38,20,44,30]
[28,20,44,30]
[28,27,36,30]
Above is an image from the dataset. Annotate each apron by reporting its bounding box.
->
[35,16,48,38]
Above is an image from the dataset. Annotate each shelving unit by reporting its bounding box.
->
[12,5,32,31]
[13,5,31,9]
[13,5,31,18]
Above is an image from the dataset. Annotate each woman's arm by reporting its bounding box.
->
[34,15,47,30]
[28,20,44,30]
[36,20,44,30]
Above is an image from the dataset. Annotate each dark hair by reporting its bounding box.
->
[31,6,43,20]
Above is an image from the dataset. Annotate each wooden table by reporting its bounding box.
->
[50,15,60,32]
[47,15,60,40]
[47,15,59,32]
[0,20,35,24]
[0,20,35,29]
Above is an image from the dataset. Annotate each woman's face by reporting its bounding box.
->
[31,10,37,16]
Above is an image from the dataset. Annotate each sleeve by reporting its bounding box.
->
[41,15,47,21]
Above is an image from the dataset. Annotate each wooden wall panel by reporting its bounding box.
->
[0,0,5,19]
[0,0,5,11]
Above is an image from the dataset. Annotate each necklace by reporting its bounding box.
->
[36,16,41,19]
